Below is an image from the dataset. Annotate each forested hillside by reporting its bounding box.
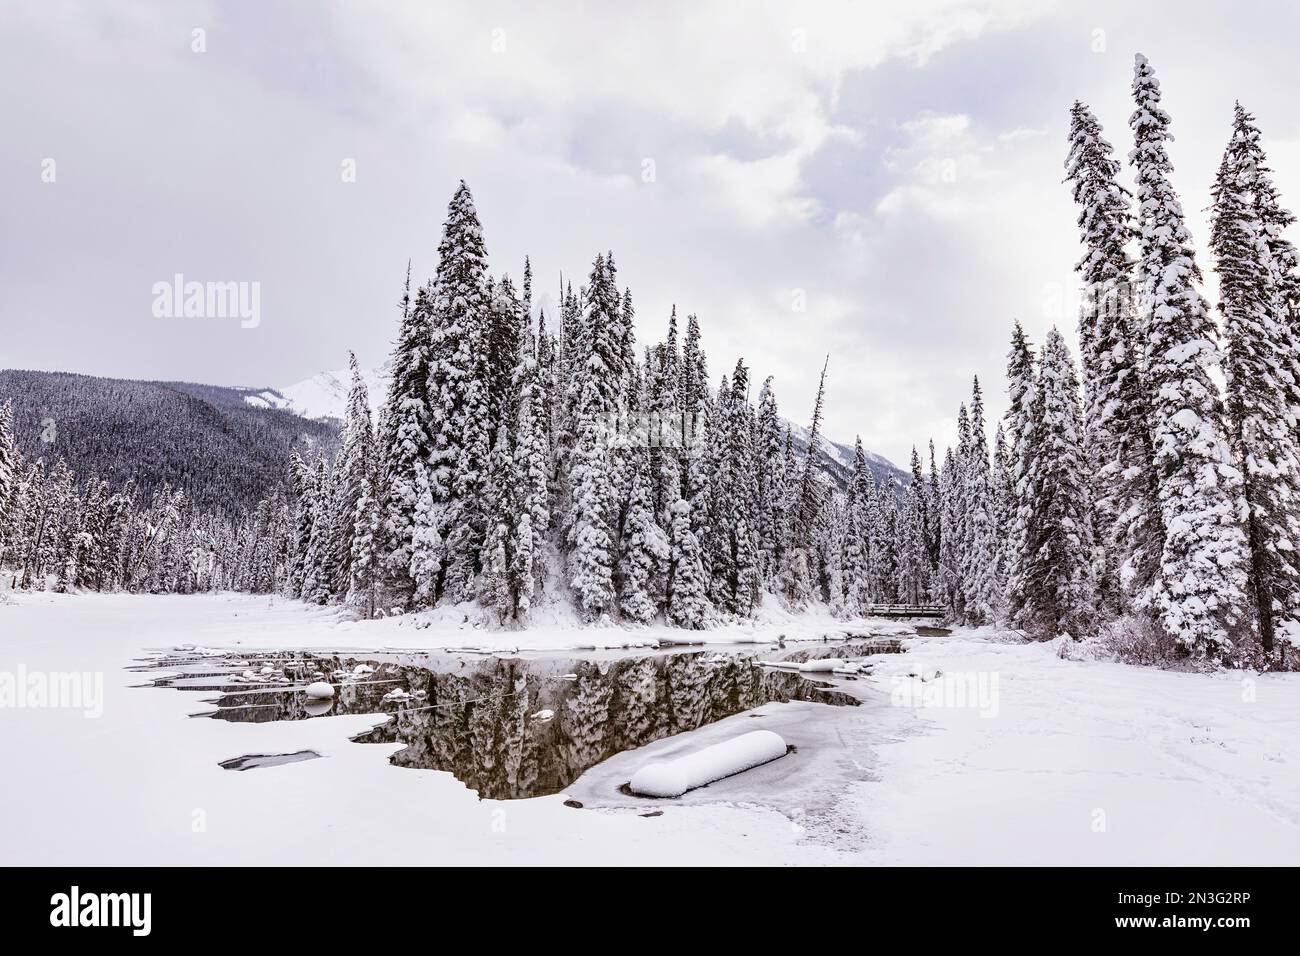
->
[0,370,336,515]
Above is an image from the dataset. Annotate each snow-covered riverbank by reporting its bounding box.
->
[2,592,1297,865]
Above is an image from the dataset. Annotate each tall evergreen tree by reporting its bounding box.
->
[514,303,551,611]
[379,267,435,605]
[991,423,1014,592]
[1011,329,1097,637]
[1131,53,1250,658]
[331,352,375,595]
[1211,109,1300,655]
[348,476,381,619]
[1066,100,1162,614]
[667,497,709,628]
[794,358,829,546]
[619,447,669,623]
[1230,104,1300,431]
[1003,322,1039,624]
[896,481,928,606]
[754,376,785,584]
[0,401,17,560]
[962,378,1000,623]
[713,361,761,615]
[567,254,621,618]
[431,183,493,602]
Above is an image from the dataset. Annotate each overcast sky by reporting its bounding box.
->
[4,0,1299,466]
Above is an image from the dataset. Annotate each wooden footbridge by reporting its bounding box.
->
[863,604,946,620]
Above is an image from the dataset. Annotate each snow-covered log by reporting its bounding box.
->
[627,730,788,797]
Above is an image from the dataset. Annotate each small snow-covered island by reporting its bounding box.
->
[4,10,1300,874]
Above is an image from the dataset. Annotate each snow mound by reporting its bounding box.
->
[628,730,788,798]
[304,681,334,700]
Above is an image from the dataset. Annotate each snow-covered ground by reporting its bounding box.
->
[2,591,1297,865]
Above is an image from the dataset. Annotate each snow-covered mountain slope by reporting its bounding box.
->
[243,363,389,421]
[0,369,337,514]
[783,419,908,490]
[253,365,908,488]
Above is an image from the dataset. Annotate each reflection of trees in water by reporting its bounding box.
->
[203,651,857,800]
[563,666,613,778]
[616,656,658,749]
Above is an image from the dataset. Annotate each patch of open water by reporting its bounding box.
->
[136,638,902,799]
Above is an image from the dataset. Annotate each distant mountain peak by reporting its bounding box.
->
[245,364,388,421]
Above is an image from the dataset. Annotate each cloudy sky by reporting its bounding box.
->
[4,0,1299,465]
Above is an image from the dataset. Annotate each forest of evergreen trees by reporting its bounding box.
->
[1,54,1297,669]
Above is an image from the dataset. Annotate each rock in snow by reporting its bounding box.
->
[628,731,788,798]
[304,681,334,700]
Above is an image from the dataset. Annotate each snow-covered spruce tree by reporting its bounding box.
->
[783,358,828,608]
[755,376,786,586]
[607,285,638,545]
[1229,105,1300,436]
[619,446,670,623]
[301,456,335,604]
[896,479,928,605]
[907,445,935,596]
[1012,329,1097,638]
[962,378,1001,624]
[1130,54,1251,658]
[933,447,957,610]
[14,459,46,589]
[550,282,582,537]
[774,423,812,605]
[679,313,715,605]
[348,476,381,618]
[1066,100,1162,616]
[1002,321,1039,625]
[822,496,848,615]
[286,449,316,597]
[714,360,761,616]
[514,301,551,612]
[992,424,1014,590]
[536,307,557,459]
[566,254,621,619]
[484,275,521,451]
[849,436,878,602]
[680,313,710,438]
[482,423,520,624]
[1211,113,1300,656]
[648,309,683,523]
[432,183,493,603]
[667,496,709,627]
[330,352,375,595]
[872,476,899,604]
[0,401,17,561]
[940,404,971,619]
[378,266,435,606]
[842,501,870,614]
[701,375,731,610]
[477,272,547,624]
[924,441,942,576]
